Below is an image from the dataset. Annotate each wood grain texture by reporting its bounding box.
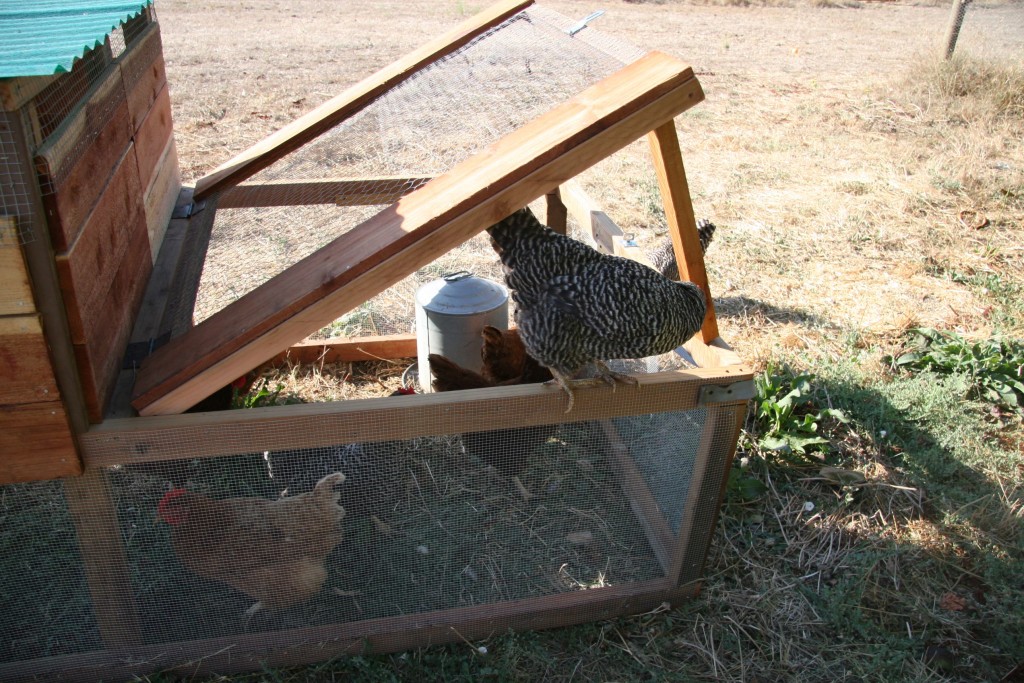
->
[133,52,704,415]
[0,402,80,483]
[193,0,535,198]
[0,315,61,405]
[73,222,153,422]
[0,216,35,315]
[217,176,433,208]
[119,23,167,133]
[142,135,181,261]
[132,84,174,190]
[102,366,750,466]
[0,577,694,682]
[55,143,145,344]
[647,122,718,342]
[35,63,133,252]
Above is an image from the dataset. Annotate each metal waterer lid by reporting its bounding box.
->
[415,271,508,316]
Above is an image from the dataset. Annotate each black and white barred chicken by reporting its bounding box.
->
[487,207,709,412]
[646,218,717,281]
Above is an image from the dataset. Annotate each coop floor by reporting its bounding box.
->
[0,408,705,661]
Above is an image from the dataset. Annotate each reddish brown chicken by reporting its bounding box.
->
[428,327,555,493]
[157,472,347,618]
[480,325,551,385]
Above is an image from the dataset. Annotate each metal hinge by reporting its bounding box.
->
[698,380,756,406]
[171,199,207,219]
[123,332,172,369]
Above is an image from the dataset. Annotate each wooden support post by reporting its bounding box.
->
[647,121,718,342]
[544,188,568,234]
[63,468,142,647]
[601,421,674,574]
[943,0,970,59]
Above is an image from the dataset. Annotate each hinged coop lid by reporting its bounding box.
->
[127,0,714,416]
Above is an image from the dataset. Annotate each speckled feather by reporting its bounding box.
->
[487,208,707,380]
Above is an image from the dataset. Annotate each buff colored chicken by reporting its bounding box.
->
[157,471,347,620]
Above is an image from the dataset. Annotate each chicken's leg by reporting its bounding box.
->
[547,368,578,413]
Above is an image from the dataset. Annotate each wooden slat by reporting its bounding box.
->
[132,51,705,415]
[544,189,568,234]
[0,402,80,483]
[100,367,747,466]
[142,135,181,261]
[0,577,693,683]
[0,216,35,315]
[193,0,535,198]
[35,61,131,252]
[55,143,145,344]
[269,332,418,366]
[0,314,61,405]
[73,222,153,422]
[559,180,655,267]
[119,23,166,133]
[132,84,174,190]
[682,335,743,369]
[671,403,746,589]
[217,176,433,209]
[4,110,90,437]
[63,468,142,646]
[647,121,718,342]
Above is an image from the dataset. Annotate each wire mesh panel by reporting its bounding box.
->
[192,5,650,336]
[0,482,101,662]
[0,371,747,679]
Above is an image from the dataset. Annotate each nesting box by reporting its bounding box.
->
[0,2,751,680]
[0,4,180,482]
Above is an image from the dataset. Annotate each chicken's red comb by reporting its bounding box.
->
[393,386,416,395]
[157,488,187,514]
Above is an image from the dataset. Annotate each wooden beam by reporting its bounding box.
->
[268,333,418,365]
[101,367,747,466]
[216,176,433,209]
[63,468,142,647]
[601,421,674,575]
[559,180,655,267]
[544,188,568,235]
[192,0,535,198]
[647,121,718,342]
[0,577,693,683]
[132,51,705,415]
[0,216,34,315]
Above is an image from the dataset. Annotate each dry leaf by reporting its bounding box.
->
[939,592,967,611]
[820,467,867,487]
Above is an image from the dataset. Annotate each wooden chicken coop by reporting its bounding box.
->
[0,1,752,680]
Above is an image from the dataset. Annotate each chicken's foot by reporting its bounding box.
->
[593,361,640,391]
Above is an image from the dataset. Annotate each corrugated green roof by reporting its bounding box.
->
[0,1,152,78]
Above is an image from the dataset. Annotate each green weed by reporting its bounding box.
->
[892,328,1024,416]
